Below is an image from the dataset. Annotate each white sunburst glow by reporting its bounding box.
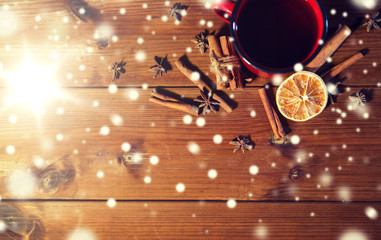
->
[0,8,18,37]
[2,56,63,111]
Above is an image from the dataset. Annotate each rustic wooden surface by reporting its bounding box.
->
[1,201,381,240]
[0,0,381,239]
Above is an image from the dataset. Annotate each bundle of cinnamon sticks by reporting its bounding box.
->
[208,35,244,90]
[149,57,235,115]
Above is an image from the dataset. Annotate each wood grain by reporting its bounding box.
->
[0,0,379,87]
[0,88,379,201]
[0,201,380,240]
[0,0,381,239]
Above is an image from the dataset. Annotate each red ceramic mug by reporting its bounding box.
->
[213,0,328,77]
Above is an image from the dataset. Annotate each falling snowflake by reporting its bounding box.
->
[213,134,223,144]
[149,155,159,165]
[364,206,378,220]
[176,183,185,192]
[226,199,237,208]
[208,169,218,179]
[67,228,97,240]
[249,165,259,175]
[7,169,38,198]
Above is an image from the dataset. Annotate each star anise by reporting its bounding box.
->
[230,136,254,153]
[112,58,126,82]
[363,11,381,32]
[96,37,109,49]
[149,55,168,78]
[349,91,366,109]
[191,31,210,54]
[193,90,220,115]
[289,166,303,182]
[168,3,189,21]
[117,153,134,167]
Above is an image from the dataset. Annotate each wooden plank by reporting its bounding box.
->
[0,0,380,87]
[1,201,380,240]
[0,87,380,201]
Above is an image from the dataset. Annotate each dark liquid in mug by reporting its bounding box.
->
[236,0,319,69]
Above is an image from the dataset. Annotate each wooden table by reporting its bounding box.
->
[0,0,381,239]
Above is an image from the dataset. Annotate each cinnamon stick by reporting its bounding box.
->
[208,35,229,90]
[151,91,178,102]
[321,51,365,82]
[175,58,233,113]
[149,97,199,116]
[220,36,243,90]
[258,88,285,138]
[271,107,286,137]
[306,25,351,72]
[208,35,223,57]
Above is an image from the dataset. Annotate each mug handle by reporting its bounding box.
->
[213,0,235,24]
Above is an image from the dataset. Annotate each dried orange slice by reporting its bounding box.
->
[276,71,328,122]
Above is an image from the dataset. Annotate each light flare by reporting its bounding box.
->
[2,57,62,111]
